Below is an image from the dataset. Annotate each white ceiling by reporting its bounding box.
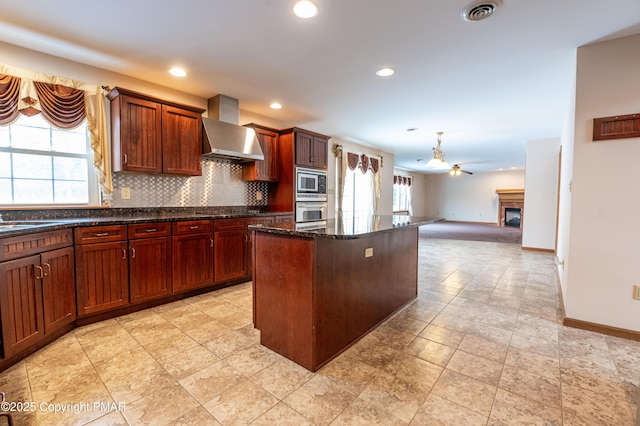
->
[1,0,639,173]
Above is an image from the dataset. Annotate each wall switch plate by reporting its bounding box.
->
[121,187,131,200]
[365,248,373,258]
[634,285,640,300]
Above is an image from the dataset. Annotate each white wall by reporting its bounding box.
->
[327,137,394,218]
[522,138,560,250]
[563,34,640,331]
[421,170,525,223]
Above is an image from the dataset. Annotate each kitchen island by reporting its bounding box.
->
[251,215,441,371]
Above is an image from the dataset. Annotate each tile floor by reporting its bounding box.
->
[0,237,638,425]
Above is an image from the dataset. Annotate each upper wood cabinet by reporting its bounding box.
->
[292,128,328,169]
[242,124,279,182]
[108,87,205,176]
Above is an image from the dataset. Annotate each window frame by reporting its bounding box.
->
[0,115,100,208]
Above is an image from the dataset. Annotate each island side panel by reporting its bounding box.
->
[253,232,315,371]
[314,227,418,369]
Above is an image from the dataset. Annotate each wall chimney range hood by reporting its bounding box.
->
[202,94,264,162]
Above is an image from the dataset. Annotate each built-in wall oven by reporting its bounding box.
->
[295,167,327,224]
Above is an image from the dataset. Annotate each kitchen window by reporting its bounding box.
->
[0,114,99,206]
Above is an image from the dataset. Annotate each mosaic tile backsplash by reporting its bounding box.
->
[110,159,269,208]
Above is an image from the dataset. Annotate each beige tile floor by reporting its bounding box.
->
[0,237,638,425]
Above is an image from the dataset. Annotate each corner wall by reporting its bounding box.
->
[565,33,640,331]
[522,138,560,250]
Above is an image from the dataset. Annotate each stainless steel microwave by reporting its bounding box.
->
[296,167,327,201]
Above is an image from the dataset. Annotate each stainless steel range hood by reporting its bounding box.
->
[202,95,264,162]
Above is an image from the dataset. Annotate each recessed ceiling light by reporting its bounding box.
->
[270,102,282,109]
[510,166,517,170]
[293,1,318,18]
[169,67,187,77]
[376,67,395,77]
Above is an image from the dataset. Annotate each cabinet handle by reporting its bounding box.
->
[189,226,199,230]
[244,234,249,243]
[130,247,136,258]
[95,232,109,237]
[124,154,128,164]
[35,265,43,280]
[122,249,127,260]
[144,228,157,233]
[43,262,51,276]
[210,239,214,248]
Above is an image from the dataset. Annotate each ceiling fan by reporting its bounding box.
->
[450,164,473,176]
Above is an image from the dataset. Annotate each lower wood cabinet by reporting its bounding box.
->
[75,227,129,316]
[172,220,214,292]
[0,231,75,359]
[129,236,172,303]
[214,219,250,283]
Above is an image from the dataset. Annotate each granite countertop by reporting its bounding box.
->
[250,215,443,239]
[0,207,292,238]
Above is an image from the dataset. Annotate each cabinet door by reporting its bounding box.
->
[312,136,328,168]
[129,237,172,303]
[172,233,214,292]
[162,105,203,176]
[41,247,76,335]
[0,255,44,358]
[244,127,279,181]
[295,131,315,168]
[75,241,129,316]
[119,95,163,173]
[214,230,249,283]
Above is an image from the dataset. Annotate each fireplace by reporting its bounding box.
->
[505,207,521,227]
[496,189,524,229]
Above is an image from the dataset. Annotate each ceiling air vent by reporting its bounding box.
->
[462,0,502,22]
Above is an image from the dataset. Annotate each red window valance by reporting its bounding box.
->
[0,74,85,129]
[346,151,380,174]
[394,175,412,186]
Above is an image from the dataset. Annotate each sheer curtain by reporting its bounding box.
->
[341,152,381,218]
[0,64,112,194]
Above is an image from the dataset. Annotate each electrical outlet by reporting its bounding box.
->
[365,248,373,258]
[255,191,263,201]
[121,187,131,200]
[634,285,640,300]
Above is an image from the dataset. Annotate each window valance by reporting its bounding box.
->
[0,65,112,194]
[394,175,412,186]
[346,152,381,174]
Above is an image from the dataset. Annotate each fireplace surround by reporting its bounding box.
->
[496,189,524,228]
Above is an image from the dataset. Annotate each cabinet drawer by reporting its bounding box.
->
[128,222,171,239]
[275,215,294,224]
[0,229,73,262]
[248,216,275,226]
[172,220,213,235]
[214,218,247,232]
[74,225,127,244]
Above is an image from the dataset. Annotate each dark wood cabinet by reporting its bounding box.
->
[41,247,76,335]
[0,230,75,358]
[0,255,44,358]
[275,215,294,223]
[214,219,250,283]
[172,220,214,292]
[242,125,279,182]
[128,222,172,303]
[294,129,328,169]
[162,105,203,176]
[108,87,205,176]
[75,226,129,316]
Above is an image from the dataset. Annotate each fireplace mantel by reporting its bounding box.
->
[496,189,524,228]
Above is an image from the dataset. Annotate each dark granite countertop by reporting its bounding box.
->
[0,207,293,238]
[250,215,443,239]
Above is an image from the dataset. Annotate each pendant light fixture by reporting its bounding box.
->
[425,132,451,170]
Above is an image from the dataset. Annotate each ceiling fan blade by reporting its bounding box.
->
[462,170,473,175]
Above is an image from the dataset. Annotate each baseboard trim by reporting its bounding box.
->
[444,220,499,225]
[563,317,640,342]
[522,246,555,253]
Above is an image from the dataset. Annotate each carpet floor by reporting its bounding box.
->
[419,220,522,244]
